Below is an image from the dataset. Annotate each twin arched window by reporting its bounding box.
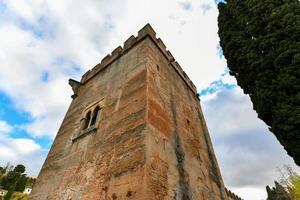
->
[81,106,101,131]
[90,106,100,126]
[82,111,91,130]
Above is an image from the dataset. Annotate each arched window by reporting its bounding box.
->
[90,106,100,126]
[82,111,91,130]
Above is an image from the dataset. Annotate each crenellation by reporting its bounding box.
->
[168,60,198,95]
[111,46,123,57]
[101,54,112,65]
[81,70,91,83]
[190,80,197,93]
[166,50,175,61]
[183,71,188,79]
[81,64,101,83]
[138,23,156,39]
[31,24,230,200]
[106,50,121,66]
[123,35,137,49]
[80,24,198,99]
[156,38,166,51]
[173,61,183,73]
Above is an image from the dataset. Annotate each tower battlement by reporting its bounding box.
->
[31,24,228,200]
[81,24,198,97]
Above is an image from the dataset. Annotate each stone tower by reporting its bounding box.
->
[31,24,228,200]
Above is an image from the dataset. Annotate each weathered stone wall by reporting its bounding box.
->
[31,35,151,200]
[31,24,228,200]
[142,32,227,200]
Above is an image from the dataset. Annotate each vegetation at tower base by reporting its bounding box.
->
[217,0,300,165]
[266,181,291,200]
[266,171,300,200]
[0,163,34,200]
[270,165,300,200]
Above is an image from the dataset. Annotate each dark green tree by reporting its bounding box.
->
[0,166,6,188]
[266,181,291,200]
[1,164,28,199]
[15,174,27,192]
[2,170,19,200]
[13,165,25,174]
[218,0,300,165]
[4,188,14,200]
[0,166,6,175]
[1,170,19,190]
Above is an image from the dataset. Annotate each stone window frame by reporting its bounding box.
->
[72,100,104,142]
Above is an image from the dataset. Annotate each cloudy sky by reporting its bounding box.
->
[0,0,298,199]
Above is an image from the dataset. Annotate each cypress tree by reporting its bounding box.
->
[15,174,28,192]
[218,0,300,165]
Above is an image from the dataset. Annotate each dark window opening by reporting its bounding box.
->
[156,65,160,71]
[90,106,100,126]
[82,111,91,130]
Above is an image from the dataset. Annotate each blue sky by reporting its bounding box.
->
[199,69,236,96]
[0,1,298,200]
[0,91,52,149]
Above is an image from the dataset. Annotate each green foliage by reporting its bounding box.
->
[2,171,20,190]
[1,192,29,200]
[15,175,27,192]
[267,165,300,200]
[11,192,29,200]
[266,181,291,200]
[290,174,300,199]
[218,0,300,165]
[0,167,5,176]
[13,165,25,174]
[4,188,14,200]
[0,167,6,187]
[0,164,32,199]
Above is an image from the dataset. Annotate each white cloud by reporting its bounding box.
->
[0,137,46,176]
[0,120,46,175]
[0,0,226,139]
[203,87,266,137]
[200,3,212,14]
[109,0,226,89]
[230,187,267,200]
[0,0,126,138]
[221,72,237,85]
[1,1,295,199]
[0,120,13,135]
[177,0,193,11]
[0,138,40,157]
[201,87,300,200]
